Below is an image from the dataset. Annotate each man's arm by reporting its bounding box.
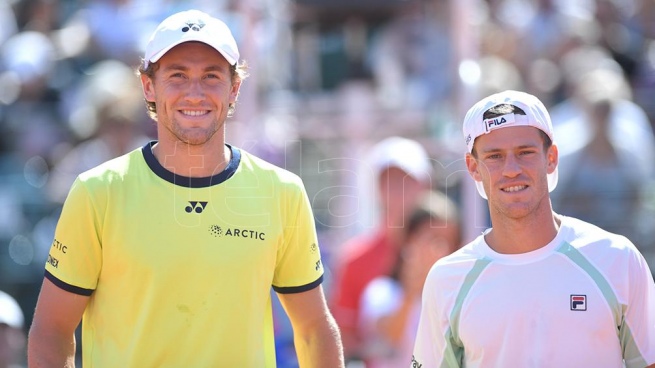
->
[278,285,344,368]
[28,278,89,367]
[327,262,361,360]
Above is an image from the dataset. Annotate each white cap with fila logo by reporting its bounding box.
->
[462,90,558,199]
[143,9,239,69]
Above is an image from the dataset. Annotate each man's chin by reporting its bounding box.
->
[175,130,218,146]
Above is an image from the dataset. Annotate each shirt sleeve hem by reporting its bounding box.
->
[45,270,95,296]
[273,274,323,294]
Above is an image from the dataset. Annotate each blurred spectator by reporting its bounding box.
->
[65,0,155,66]
[329,136,432,363]
[593,0,644,79]
[552,67,655,267]
[12,0,61,34]
[46,59,150,203]
[631,0,655,127]
[359,189,460,368]
[0,290,25,368]
[368,0,452,110]
[0,1,17,47]
[0,27,66,322]
[552,56,654,166]
[476,55,525,98]
[0,29,63,159]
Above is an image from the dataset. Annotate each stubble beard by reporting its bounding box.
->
[168,114,224,146]
[493,188,550,223]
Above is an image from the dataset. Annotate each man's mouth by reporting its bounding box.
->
[180,110,209,116]
[502,185,527,193]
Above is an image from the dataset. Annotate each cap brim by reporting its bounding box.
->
[148,39,237,66]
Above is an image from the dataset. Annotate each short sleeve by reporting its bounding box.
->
[44,177,103,295]
[272,180,323,293]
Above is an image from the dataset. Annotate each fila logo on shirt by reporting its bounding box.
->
[186,201,208,214]
[570,295,587,311]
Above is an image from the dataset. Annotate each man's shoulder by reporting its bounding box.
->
[437,241,483,267]
[77,145,143,184]
[426,239,486,276]
[423,242,485,291]
[561,215,632,247]
[560,215,646,263]
[237,148,303,186]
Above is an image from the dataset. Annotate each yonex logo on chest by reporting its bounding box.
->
[186,201,208,213]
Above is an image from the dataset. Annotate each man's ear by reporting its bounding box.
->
[465,153,483,182]
[547,144,559,174]
[229,79,242,104]
[141,74,155,103]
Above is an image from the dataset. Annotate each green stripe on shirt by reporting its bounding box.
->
[441,258,492,368]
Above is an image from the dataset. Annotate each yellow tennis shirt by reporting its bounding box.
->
[45,142,324,367]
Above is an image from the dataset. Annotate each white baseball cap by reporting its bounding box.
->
[144,10,239,68]
[462,90,558,199]
[0,290,23,329]
[369,136,432,183]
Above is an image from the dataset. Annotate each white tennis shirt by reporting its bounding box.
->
[412,215,655,368]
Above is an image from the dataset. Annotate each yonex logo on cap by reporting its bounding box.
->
[144,10,240,67]
[182,21,205,32]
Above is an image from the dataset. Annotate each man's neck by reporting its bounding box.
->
[152,138,230,178]
[485,210,561,255]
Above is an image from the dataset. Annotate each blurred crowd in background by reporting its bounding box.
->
[1,0,655,367]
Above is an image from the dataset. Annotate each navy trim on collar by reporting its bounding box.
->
[141,141,241,188]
